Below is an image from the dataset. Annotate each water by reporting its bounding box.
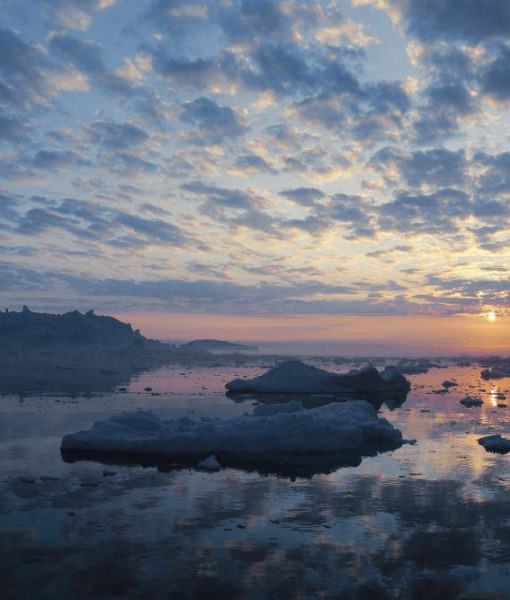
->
[2,360,510,599]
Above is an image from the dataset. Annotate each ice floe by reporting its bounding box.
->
[61,401,403,463]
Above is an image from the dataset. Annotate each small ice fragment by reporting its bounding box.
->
[442,380,458,389]
[478,434,510,454]
[196,455,221,471]
[19,475,36,484]
[460,396,483,407]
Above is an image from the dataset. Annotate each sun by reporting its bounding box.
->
[487,311,497,322]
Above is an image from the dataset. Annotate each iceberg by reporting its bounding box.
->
[61,401,403,465]
[225,360,411,395]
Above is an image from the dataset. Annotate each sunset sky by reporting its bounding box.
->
[1,0,509,352]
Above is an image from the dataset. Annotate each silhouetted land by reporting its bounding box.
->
[181,339,259,352]
[0,308,260,394]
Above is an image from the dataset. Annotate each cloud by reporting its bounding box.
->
[17,207,79,236]
[425,82,475,115]
[292,80,409,144]
[113,213,187,245]
[328,193,375,238]
[230,154,277,176]
[475,151,510,195]
[0,28,54,111]
[181,181,264,210]
[279,187,325,207]
[12,196,190,249]
[400,0,510,45]
[366,245,413,258]
[86,120,149,150]
[30,149,90,171]
[0,111,32,142]
[142,3,362,101]
[370,147,468,187]
[426,273,510,309]
[364,0,510,145]
[377,188,473,234]
[0,192,22,223]
[479,42,510,101]
[1,1,510,321]
[49,32,137,97]
[244,42,360,97]
[179,97,248,143]
[41,0,117,31]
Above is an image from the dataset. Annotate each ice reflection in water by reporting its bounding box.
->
[2,361,510,598]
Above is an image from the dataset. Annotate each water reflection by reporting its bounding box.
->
[60,439,404,479]
[3,466,510,598]
[0,360,132,397]
[226,388,409,412]
[3,361,510,598]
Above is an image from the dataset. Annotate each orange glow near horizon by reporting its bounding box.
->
[114,312,510,356]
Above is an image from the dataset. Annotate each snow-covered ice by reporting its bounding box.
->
[225,360,410,395]
[61,401,403,461]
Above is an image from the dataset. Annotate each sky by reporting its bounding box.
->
[1,0,510,353]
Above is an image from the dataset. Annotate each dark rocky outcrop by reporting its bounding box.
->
[0,307,145,350]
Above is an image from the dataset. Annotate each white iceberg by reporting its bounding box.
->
[60,401,403,461]
[225,360,410,395]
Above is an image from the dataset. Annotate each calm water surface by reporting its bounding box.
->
[2,361,510,599]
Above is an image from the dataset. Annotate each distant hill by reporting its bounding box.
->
[182,339,259,352]
[0,307,146,350]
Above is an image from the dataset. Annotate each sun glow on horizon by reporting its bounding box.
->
[487,311,497,322]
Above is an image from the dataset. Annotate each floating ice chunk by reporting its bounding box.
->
[380,366,403,383]
[442,380,458,389]
[460,396,483,407]
[481,364,510,379]
[225,361,410,395]
[478,434,510,454]
[61,401,403,461]
[196,454,221,471]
